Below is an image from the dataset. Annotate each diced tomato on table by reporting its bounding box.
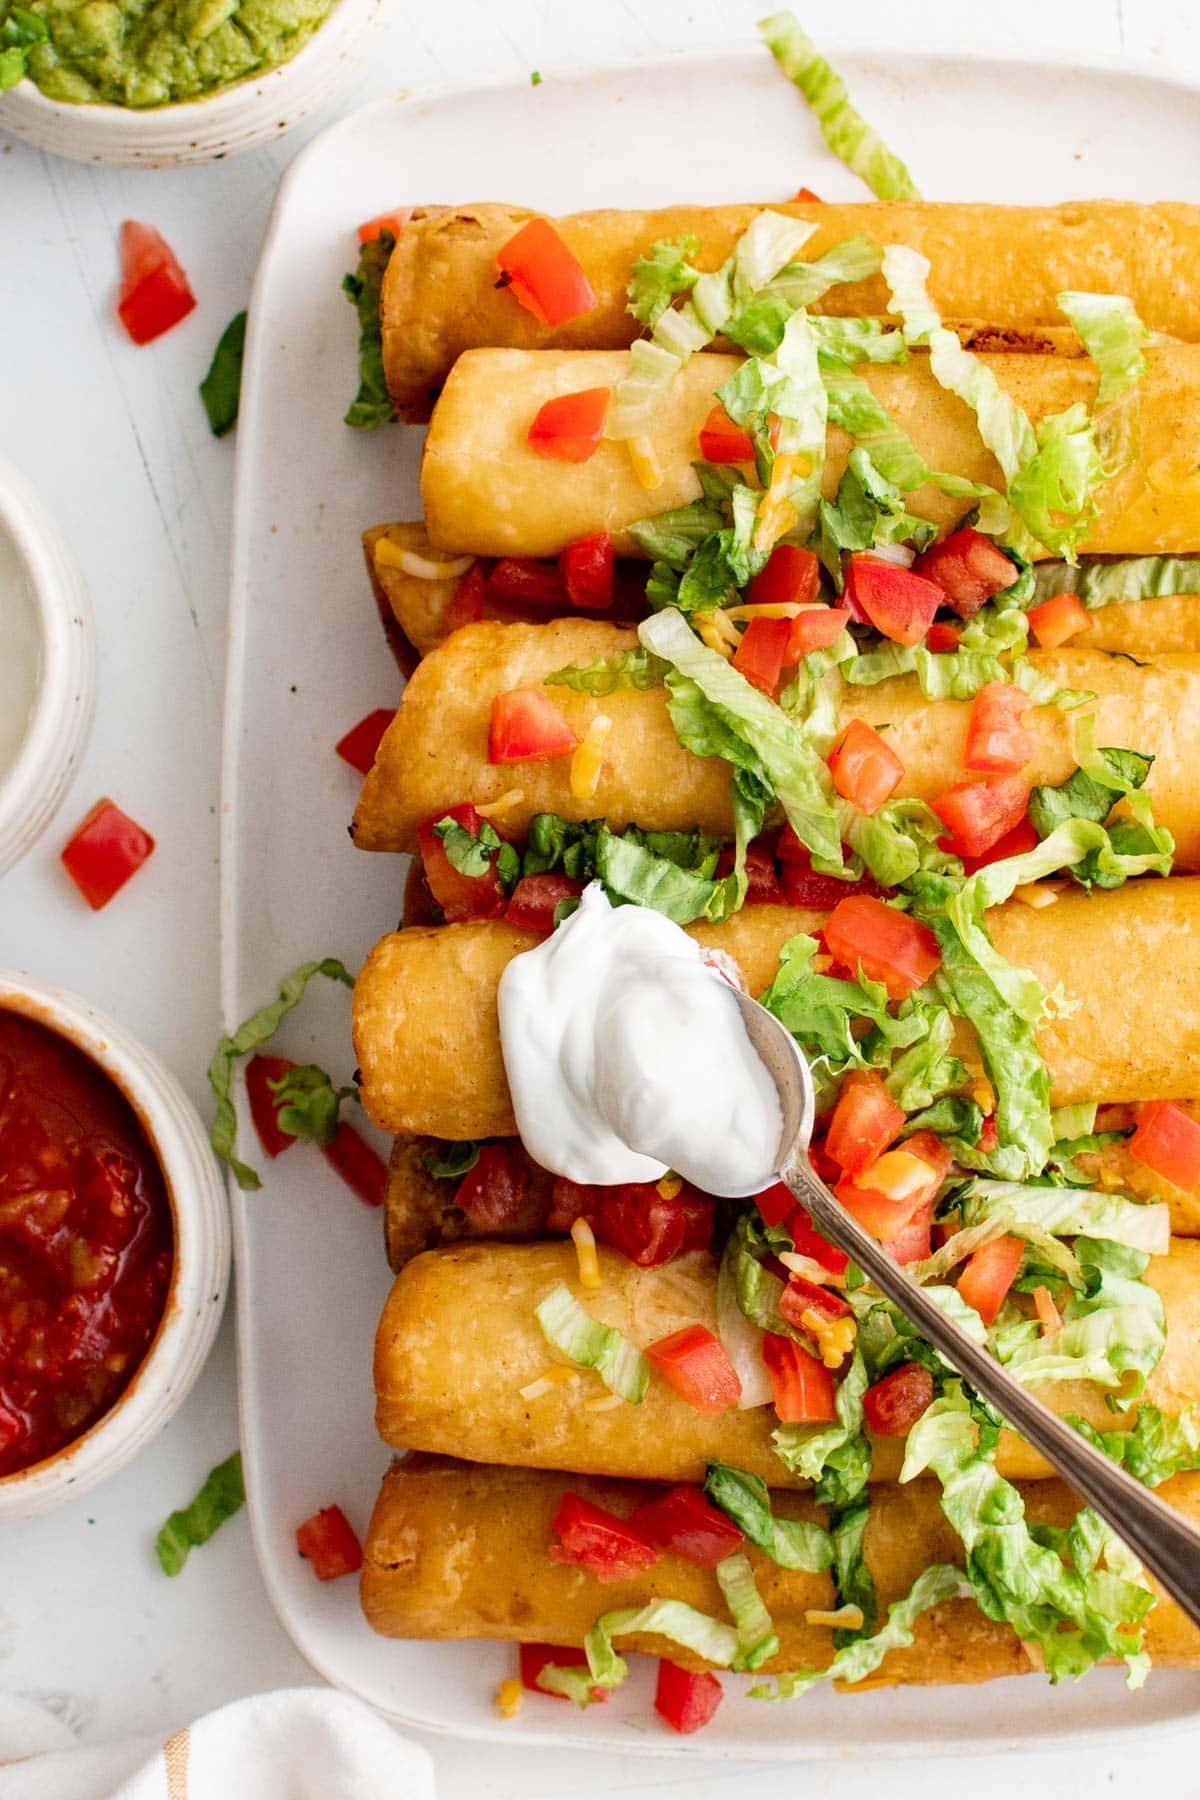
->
[295,1505,363,1580]
[117,221,196,345]
[61,798,155,910]
[655,1660,723,1734]
[335,708,396,776]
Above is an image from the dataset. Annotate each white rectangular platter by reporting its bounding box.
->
[224,38,1200,1760]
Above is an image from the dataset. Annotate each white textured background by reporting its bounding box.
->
[3,1,1200,1794]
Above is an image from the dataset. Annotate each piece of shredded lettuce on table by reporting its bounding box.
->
[199,310,247,439]
[207,958,356,1190]
[156,1452,245,1576]
[342,231,397,429]
[758,11,920,200]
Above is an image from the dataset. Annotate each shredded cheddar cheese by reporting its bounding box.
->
[805,1604,865,1630]
[626,435,663,490]
[695,611,737,660]
[495,1678,524,1719]
[801,1306,857,1369]
[656,1174,682,1200]
[753,453,802,554]
[779,1250,847,1289]
[586,1393,626,1412]
[570,1217,602,1292]
[725,601,806,621]
[519,1367,580,1402]
[476,788,526,820]
[967,1068,996,1114]
[374,538,474,580]
[569,715,612,802]
[1013,882,1060,910]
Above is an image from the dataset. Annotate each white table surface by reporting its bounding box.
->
[4,1,1200,1793]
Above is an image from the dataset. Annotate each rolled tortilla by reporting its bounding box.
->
[361,1455,1200,1679]
[421,346,1200,559]
[364,522,1200,662]
[373,1240,1200,1483]
[386,1102,1200,1271]
[353,881,1200,1144]
[351,619,1200,863]
[382,200,1200,421]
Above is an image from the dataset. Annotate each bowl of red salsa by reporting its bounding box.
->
[0,972,229,1517]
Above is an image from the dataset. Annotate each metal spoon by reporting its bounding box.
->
[731,983,1200,1630]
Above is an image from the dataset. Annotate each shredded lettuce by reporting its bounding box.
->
[1003,1301,1164,1391]
[207,958,356,1191]
[1073,1405,1200,1488]
[534,1285,649,1403]
[838,795,961,887]
[959,1182,1170,1257]
[1031,555,1200,610]
[342,232,397,429]
[422,1140,481,1181]
[1058,290,1149,470]
[717,1553,781,1670]
[627,234,701,328]
[538,1600,738,1706]
[900,1388,1153,1684]
[764,235,883,311]
[640,608,844,868]
[704,1463,834,1570]
[750,1562,968,1699]
[267,1064,357,1147]
[199,310,247,439]
[544,648,666,695]
[829,1496,877,1641]
[761,932,925,1073]
[759,12,920,200]
[156,1452,245,1576]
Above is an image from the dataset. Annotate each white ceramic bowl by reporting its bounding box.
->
[0,460,96,880]
[0,0,384,168]
[0,972,230,1520]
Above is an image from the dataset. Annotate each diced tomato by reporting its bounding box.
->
[956,815,1040,875]
[775,832,887,909]
[714,841,786,905]
[61,799,155,910]
[790,186,822,203]
[749,544,821,610]
[925,622,961,653]
[863,1363,934,1437]
[779,1273,852,1331]
[956,1233,1025,1325]
[646,1325,742,1418]
[655,1659,723,1734]
[455,1142,529,1229]
[963,682,1035,775]
[630,1486,744,1567]
[445,561,487,631]
[335,707,396,776]
[488,558,566,607]
[912,528,1017,620]
[117,221,196,345]
[732,616,791,696]
[496,219,597,327]
[549,1493,660,1583]
[505,873,585,933]
[783,1201,850,1278]
[295,1505,363,1580]
[416,803,508,922]
[762,1334,836,1422]
[245,1053,296,1159]
[843,555,943,646]
[978,1114,1000,1153]
[1129,1100,1200,1191]
[931,775,1030,861]
[489,688,579,763]
[885,1195,934,1267]
[755,1180,796,1229]
[827,719,904,815]
[528,387,610,462]
[825,1069,906,1176]
[1026,591,1092,649]
[559,531,615,610]
[584,1181,713,1265]
[824,894,941,1000]
[356,207,413,243]
[786,607,852,660]
[519,1643,609,1703]
[321,1122,387,1207]
[698,402,755,463]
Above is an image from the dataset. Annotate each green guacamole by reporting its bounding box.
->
[9,0,336,107]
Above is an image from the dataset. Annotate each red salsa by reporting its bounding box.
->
[0,1010,174,1478]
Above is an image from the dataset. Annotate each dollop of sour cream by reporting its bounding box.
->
[0,525,39,780]
[498,883,783,1197]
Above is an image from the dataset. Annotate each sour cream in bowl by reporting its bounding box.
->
[0,461,95,879]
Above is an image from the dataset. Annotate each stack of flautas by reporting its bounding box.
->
[345,186,1200,1717]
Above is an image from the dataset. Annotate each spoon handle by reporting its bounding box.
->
[781,1150,1200,1631]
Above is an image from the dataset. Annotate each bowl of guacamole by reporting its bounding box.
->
[0,0,383,164]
